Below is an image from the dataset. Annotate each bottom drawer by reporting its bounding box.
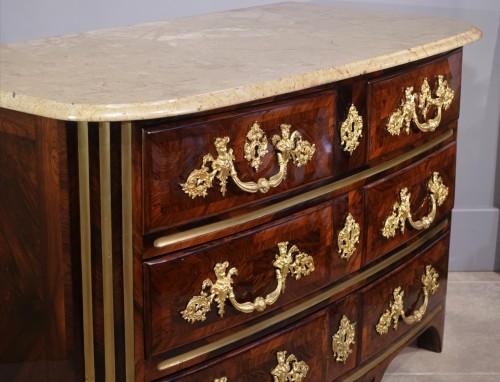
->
[360,232,450,363]
[165,312,327,381]
[163,296,359,382]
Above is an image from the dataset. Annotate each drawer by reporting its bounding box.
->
[367,50,461,161]
[161,295,359,382]
[360,232,449,363]
[142,90,335,233]
[143,202,334,358]
[333,77,368,174]
[365,143,455,264]
[332,188,364,279]
[327,294,359,381]
[164,310,328,381]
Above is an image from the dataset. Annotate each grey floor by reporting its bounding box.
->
[383,272,500,382]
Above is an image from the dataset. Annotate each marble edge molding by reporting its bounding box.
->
[0,27,482,122]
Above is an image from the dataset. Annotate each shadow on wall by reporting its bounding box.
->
[494,21,500,271]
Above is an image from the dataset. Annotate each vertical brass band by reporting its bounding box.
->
[99,122,116,381]
[121,122,135,381]
[77,122,95,381]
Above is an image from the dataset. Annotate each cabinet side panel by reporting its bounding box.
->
[0,108,82,381]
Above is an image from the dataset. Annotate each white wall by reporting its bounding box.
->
[1,0,498,270]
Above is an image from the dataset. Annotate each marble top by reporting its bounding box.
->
[0,2,481,122]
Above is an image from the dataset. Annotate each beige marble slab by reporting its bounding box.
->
[0,2,481,122]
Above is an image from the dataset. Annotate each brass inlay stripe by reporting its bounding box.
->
[154,129,453,248]
[121,122,135,381]
[156,219,448,371]
[344,305,443,382]
[99,122,116,381]
[77,122,95,381]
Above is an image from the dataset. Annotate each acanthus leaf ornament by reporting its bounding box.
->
[180,123,315,198]
[181,242,315,323]
[382,172,448,239]
[340,104,363,155]
[271,351,309,382]
[375,265,439,335]
[386,75,454,136]
[338,213,360,260]
[332,315,356,364]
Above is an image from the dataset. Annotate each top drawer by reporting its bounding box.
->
[367,49,461,161]
[142,91,335,233]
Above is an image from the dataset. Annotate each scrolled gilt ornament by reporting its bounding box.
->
[386,75,454,136]
[271,351,309,382]
[338,213,360,260]
[340,104,363,155]
[181,242,315,323]
[332,315,356,364]
[375,265,439,335]
[244,122,268,171]
[180,123,315,198]
[382,172,448,239]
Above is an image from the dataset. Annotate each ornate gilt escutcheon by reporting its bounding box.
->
[340,104,363,155]
[181,242,315,323]
[376,265,439,335]
[180,123,316,198]
[386,75,454,136]
[244,122,268,171]
[332,315,356,364]
[338,213,360,260]
[271,351,309,381]
[382,172,448,239]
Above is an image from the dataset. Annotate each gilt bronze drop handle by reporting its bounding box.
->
[386,75,454,136]
[180,122,315,198]
[181,242,315,323]
[382,172,449,239]
[376,265,440,335]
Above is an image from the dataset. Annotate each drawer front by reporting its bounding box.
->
[365,143,455,264]
[334,77,368,174]
[327,294,359,381]
[367,50,461,161]
[142,91,335,233]
[332,188,364,279]
[360,232,449,363]
[164,311,328,382]
[144,202,334,357]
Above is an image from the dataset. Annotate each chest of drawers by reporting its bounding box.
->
[0,3,481,381]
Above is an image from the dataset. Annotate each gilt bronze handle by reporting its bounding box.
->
[271,351,309,381]
[382,172,448,239]
[376,265,439,335]
[181,242,315,323]
[386,75,454,136]
[181,122,315,198]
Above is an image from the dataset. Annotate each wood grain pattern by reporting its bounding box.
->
[87,123,127,381]
[359,232,450,363]
[142,90,335,234]
[332,188,364,281]
[164,310,328,382]
[334,76,369,175]
[365,143,456,264]
[326,294,359,381]
[0,108,83,381]
[367,50,462,161]
[143,201,334,358]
